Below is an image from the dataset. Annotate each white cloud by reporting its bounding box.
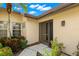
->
[37,4,52,11]
[29,11,36,15]
[17,8,22,10]
[29,4,52,11]
[36,4,46,10]
[13,7,22,11]
[40,6,52,11]
[29,4,39,8]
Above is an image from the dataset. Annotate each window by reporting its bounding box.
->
[12,23,21,37]
[0,21,7,38]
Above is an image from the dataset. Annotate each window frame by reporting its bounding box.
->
[12,22,25,37]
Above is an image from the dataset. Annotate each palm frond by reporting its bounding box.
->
[0,3,3,7]
[20,3,27,13]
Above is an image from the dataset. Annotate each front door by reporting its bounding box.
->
[39,20,53,47]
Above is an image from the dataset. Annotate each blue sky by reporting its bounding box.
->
[0,3,60,16]
[27,3,60,16]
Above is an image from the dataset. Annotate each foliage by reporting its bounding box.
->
[0,38,20,53]
[44,38,65,56]
[0,47,13,56]
[58,43,65,53]
[0,43,3,49]
[20,3,27,13]
[11,36,26,40]
[50,38,60,56]
[8,39,20,53]
[73,42,79,56]
[19,39,28,49]
[11,36,28,49]
[0,36,28,53]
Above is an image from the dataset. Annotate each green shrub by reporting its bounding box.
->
[0,36,28,53]
[0,47,13,56]
[44,38,65,56]
[58,43,65,52]
[8,39,20,53]
[11,36,28,49]
[0,38,20,53]
[73,42,79,56]
[0,43,3,49]
[19,39,28,49]
[50,38,60,56]
[0,37,8,46]
[11,36,26,40]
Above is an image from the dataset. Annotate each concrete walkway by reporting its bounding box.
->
[19,43,51,56]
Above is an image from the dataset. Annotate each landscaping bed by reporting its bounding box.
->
[0,36,28,56]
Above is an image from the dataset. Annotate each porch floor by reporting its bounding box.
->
[19,43,51,56]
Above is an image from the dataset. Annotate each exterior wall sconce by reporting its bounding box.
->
[61,20,65,26]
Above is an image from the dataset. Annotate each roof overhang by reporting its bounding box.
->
[24,3,79,19]
[0,3,78,19]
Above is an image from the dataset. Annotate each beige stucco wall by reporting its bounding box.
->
[0,8,23,22]
[23,17,39,45]
[38,5,79,55]
[0,8,39,45]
